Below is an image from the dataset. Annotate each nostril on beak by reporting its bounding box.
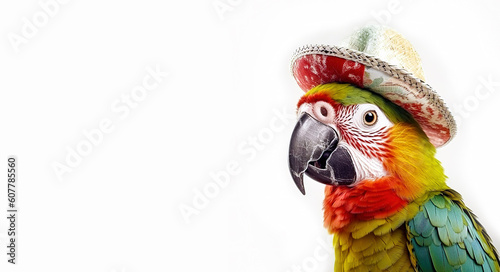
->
[320,106,328,117]
[312,101,335,122]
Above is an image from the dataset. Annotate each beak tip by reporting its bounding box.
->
[292,174,306,195]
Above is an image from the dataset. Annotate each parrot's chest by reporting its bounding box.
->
[333,224,414,272]
[322,180,429,271]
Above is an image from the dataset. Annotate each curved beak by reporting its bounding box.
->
[288,113,356,194]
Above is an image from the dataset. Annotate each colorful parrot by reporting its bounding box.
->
[287,26,499,272]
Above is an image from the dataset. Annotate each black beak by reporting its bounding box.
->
[288,113,356,194]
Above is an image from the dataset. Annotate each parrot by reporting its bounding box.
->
[288,82,500,271]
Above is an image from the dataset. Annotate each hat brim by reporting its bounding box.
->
[291,44,456,148]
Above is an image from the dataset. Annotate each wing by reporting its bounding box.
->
[407,189,499,272]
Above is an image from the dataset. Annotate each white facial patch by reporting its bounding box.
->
[341,103,393,183]
[340,142,387,183]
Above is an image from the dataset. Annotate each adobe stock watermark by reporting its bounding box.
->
[51,65,168,182]
[449,74,500,127]
[368,0,410,26]
[285,236,333,272]
[179,106,296,224]
[7,0,71,53]
[212,0,243,21]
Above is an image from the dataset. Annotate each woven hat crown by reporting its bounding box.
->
[342,25,425,81]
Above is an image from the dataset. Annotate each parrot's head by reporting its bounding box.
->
[289,83,447,203]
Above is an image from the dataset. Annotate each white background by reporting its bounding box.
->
[0,0,499,271]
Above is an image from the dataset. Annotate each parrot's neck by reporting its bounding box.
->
[323,176,409,233]
[323,174,447,233]
[324,183,438,271]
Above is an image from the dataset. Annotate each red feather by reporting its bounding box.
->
[323,177,408,233]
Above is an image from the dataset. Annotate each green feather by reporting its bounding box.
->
[460,256,474,272]
[472,239,485,265]
[429,243,452,272]
[464,236,475,259]
[412,240,434,271]
[449,205,465,233]
[444,244,462,267]
[425,201,448,227]
[421,221,435,238]
[489,257,498,272]
[415,235,425,247]
[431,228,442,246]
[438,226,452,246]
[458,244,468,265]
[484,260,494,272]
[407,192,500,271]
[431,194,447,209]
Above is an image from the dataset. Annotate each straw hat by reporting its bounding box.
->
[290,25,456,147]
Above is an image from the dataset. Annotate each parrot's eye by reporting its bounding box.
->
[363,110,377,126]
[353,104,392,132]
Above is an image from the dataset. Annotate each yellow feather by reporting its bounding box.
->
[349,219,386,239]
[352,235,375,253]
[376,252,393,270]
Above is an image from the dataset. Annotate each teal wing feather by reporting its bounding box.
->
[407,189,500,272]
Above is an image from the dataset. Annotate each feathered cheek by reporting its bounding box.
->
[340,142,388,183]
